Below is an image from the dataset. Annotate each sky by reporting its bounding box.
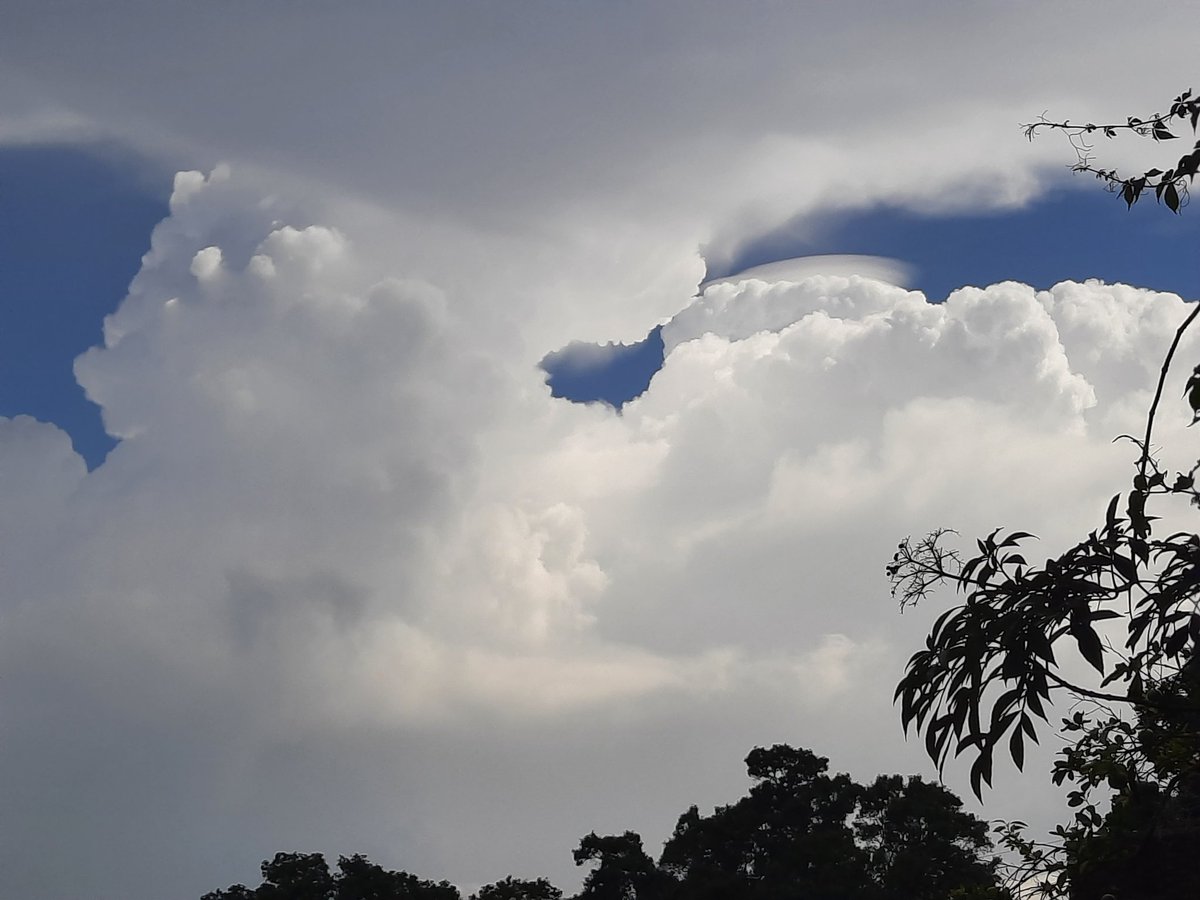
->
[542,190,1200,409]
[2,3,1200,898]
[0,143,169,465]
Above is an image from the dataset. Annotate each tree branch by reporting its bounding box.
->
[1140,301,1200,481]
[1045,669,1200,714]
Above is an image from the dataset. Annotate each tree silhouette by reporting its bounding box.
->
[891,89,1200,898]
[469,877,562,900]
[659,745,869,899]
[572,831,671,900]
[656,746,1003,900]
[201,853,461,900]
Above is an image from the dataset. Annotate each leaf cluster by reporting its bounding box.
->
[891,482,1200,799]
[992,661,1200,900]
[1024,89,1200,212]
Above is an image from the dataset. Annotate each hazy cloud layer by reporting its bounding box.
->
[4,4,1200,899]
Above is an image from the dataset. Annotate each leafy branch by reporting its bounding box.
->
[1024,88,1200,212]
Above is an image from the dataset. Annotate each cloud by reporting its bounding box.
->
[0,160,1196,898]
[3,2,1196,287]
[4,4,1200,898]
[701,254,916,291]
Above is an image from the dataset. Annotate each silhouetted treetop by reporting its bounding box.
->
[470,876,562,900]
[199,745,1006,900]
[201,852,461,900]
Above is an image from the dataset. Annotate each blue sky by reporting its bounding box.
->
[0,144,168,467]
[717,186,1200,302]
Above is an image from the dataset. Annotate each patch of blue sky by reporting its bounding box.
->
[542,326,666,407]
[0,143,169,469]
[714,184,1200,303]
[544,184,1200,408]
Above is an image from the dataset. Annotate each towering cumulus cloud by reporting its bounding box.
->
[0,169,1196,899]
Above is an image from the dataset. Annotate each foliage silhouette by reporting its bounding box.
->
[856,774,1004,900]
[470,876,563,900]
[573,831,673,900]
[200,852,461,900]
[891,89,1200,898]
[1024,88,1200,213]
[198,746,1007,900]
[588,745,1006,900]
[658,745,870,899]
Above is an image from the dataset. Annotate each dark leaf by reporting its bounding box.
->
[1020,713,1039,742]
[1164,627,1190,657]
[1105,493,1120,528]
[1009,725,1025,770]
[1072,620,1105,673]
[1026,684,1046,719]
[1112,552,1138,584]
[969,748,993,799]
[1165,181,1181,212]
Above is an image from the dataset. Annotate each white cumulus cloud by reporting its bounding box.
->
[2,4,1200,898]
[0,163,1195,897]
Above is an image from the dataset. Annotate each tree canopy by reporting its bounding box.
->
[656,745,1002,900]
[198,745,1007,900]
[200,853,461,900]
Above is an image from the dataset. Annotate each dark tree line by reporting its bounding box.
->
[200,744,1008,900]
